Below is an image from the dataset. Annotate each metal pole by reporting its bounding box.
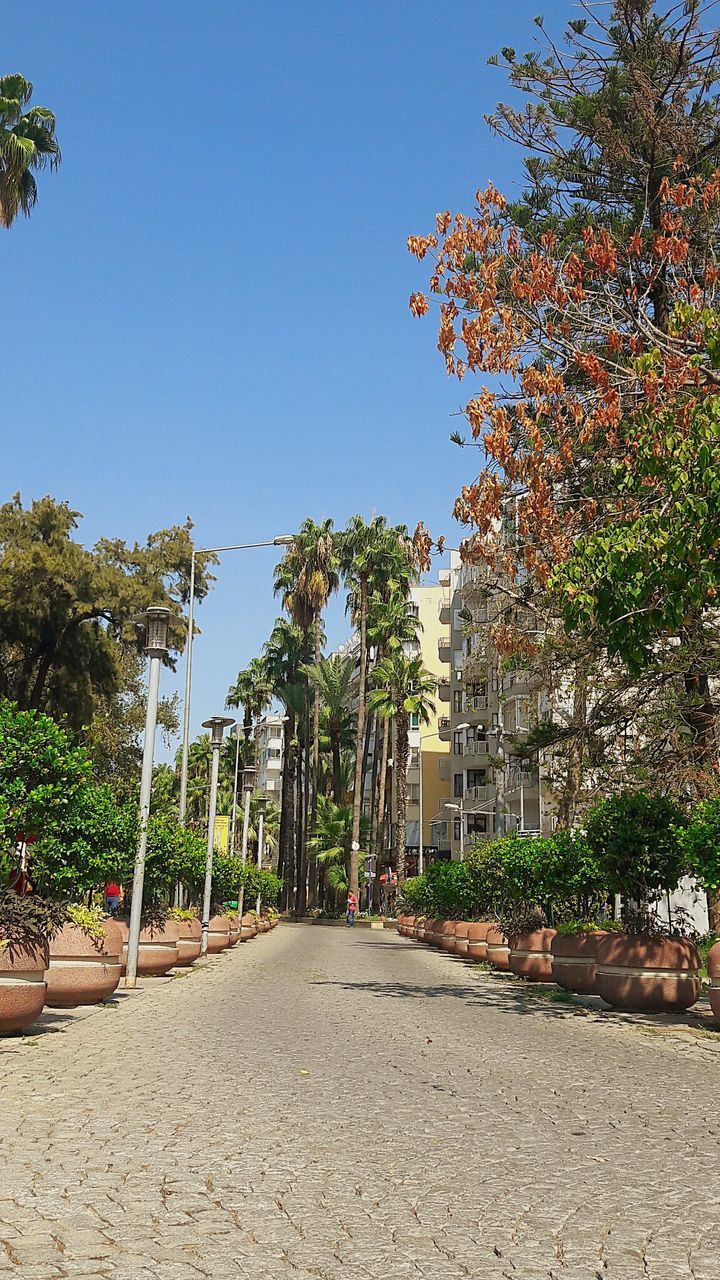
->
[238,783,252,919]
[200,743,222,955]
[228,728,241,853]
[256,806,265,914]
[459,798,465,859]
[179,552,195,824]
[418,742,424,876]
[125,652,162,988]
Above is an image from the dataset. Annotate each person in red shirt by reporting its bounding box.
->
[346,890,358,927]
[104,882,121,914]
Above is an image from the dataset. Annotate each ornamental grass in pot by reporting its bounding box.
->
[0,887,65,1034]
[587,792,700,1013]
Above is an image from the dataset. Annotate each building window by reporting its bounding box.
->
[410,712,420,729]
[466,769,487,788]
[453,773,463,798]
[467,813,488,835]
[453,690,463,713]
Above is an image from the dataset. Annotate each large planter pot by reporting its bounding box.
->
[240,913,257,942]
[486,926,511,971]
[136,919,180,976]
[439,920,460,955]
[258,918,271,934]
[207,914,231,954]
[227,917,240,947]
[422,918,437,945]
[595,934,701,1013]
[116,918,129,976]
[509,928,557,983]
[551,930,607,996]
[46,920,123,1007]
[405,916,418,940]
[415,918,426,942]
[466,922,492,962]
[454,922,470,957]
[708,943,720,1022]
[269,917,279,929]
[174,918,202,967]
[0,941,48,1033]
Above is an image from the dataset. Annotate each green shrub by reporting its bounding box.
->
[0,701,91,847]
[678,798,720,893]
[586,790,687,930]
[259,869,281,908]
[31,783,136,902]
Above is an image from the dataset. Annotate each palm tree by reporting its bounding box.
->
[308,795,369,906]
[340,518,417,895]
[303,653,355,802]
[227,656,272,747]
[368,654,436,887]
[0,75,61,227]
[275,519,339,909]
[263,618,309,909]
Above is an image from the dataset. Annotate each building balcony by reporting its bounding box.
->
[464,784,496,806]
[438,596,451,624]
[463,694,488,715]
[463,738,492,759]
[438,676,451,702]
[501,671,540,698]
[458,563,488,598]
[438,634,452,659]
[505,768,540,794]
[438,716,451,740]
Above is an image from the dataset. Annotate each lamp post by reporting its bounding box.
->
[238,765,256,919]
[255,794,267,912]
[227,724,247,855]
[200,715,235,955]
[178,536,293,824]
[445,795,496,859]
[125,607,173,989]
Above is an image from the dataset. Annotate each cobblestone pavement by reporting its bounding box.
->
[2,923,720,1280]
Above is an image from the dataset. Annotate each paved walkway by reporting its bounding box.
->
[2,924,720,1280]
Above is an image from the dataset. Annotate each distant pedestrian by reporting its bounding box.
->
[346,890,358,927]
[104,881,121,915]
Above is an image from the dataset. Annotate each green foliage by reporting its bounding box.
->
[65,903,107,941]
[167,906,198,922]
[422,861,477,919]
[0,701,91,847]
[31,783,136,901]
[210,851,244,908]
[677,797,720,893]
[0,885,66,952]
[398,875,432,915]
[586,791,687,915]
[0,74,61,227]
[259,869,281,908]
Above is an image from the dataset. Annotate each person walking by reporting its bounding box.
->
[346,889,358,927]
[103,881,121,915]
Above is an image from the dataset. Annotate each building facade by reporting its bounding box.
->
[255,713,285,800]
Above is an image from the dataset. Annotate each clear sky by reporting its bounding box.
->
[4,0,548,753]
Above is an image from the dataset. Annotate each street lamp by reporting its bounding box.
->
[238,765,257,919]
[200,715,235,955]
[125,606,173,989]
[255,794,268,912]
[445,793,496,859]
[178,535,293,824]
[227,723,248,855]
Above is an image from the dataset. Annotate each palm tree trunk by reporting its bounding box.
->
[373,715,390,911]
[297,682,311,914]
[395,710,409,887]
[278,712,295,903]
[331,731,342,802]
[307,614,322,909]
[294,739,304,914]
[350,577,368,895]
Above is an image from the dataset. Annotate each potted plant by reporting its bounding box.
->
[167,907,202,967]
[0,884,65,1033]
[675,797,720,1020]
[587,792,700,1012]
[45,903,125,1007]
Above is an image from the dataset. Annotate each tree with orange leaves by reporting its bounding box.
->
[409,0,720,810]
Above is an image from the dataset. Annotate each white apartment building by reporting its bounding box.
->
[255,713,285,800]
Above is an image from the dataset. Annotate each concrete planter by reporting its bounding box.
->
[46,921,123,1007]
[439,920,460,955]
[595,934,701,1012]
[207,914,231,954]
[116,917,129,975]
[175,918,202,967]
[425,918,441,946]
[708,942,720,1022]
[227,917,240,947]
[0,941,48,1033]
[466,922,493,962]
[240,912,257,941]
[258,918,271,934]
[485,925,511,971]
[551,930,607,995]
[414,918,427,942]
[509,928,557,983]
[454,922,471,957]
[136,919,180,976]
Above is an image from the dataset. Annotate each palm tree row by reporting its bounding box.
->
[222,515,437,916]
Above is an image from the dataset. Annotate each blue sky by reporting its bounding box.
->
[4,0,548,752]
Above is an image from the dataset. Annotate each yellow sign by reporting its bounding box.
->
[213,814,229,852]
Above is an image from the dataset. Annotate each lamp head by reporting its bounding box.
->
[133,605,174,657]
[256,794,268,816]
[242,766,257,792]
[273,535,295,546]
[202,715,235,747]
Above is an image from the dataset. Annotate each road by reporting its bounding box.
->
[1,922,719,1279]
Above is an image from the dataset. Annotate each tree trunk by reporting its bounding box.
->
[297,684,311,915]
[307,615,322,909]
[350,577,368,895]
[278,712,295,907]
[331,732,342,803]
[372,715,390,911]
[395,710,409,887]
